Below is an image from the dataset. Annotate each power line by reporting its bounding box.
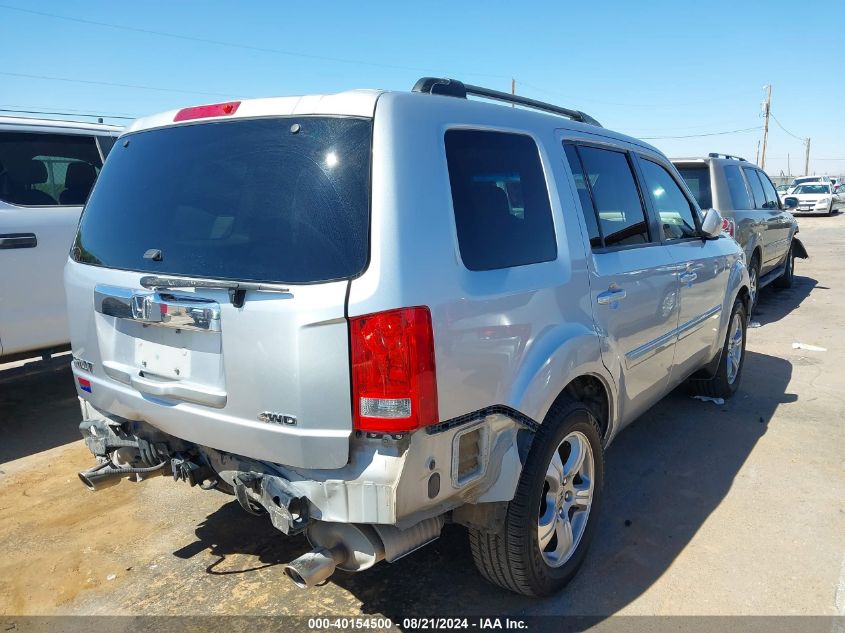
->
[0,108,134,121]
[640,126,762,140]
[516,79,756,109]
[0,103,136,118]
[0,3,506,80]
[770,112,805,141]
[0,71,238,98]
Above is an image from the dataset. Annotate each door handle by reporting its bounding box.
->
[597,288,627,305]
[0,233,37,249]
[679,272,698,284]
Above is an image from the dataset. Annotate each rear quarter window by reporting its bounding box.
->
[445,130,557,271]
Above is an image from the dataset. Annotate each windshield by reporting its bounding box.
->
[73,116,372,284]
[794,184,829,194]
[676,165,712,209]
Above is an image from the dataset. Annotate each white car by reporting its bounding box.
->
[0,116,121,362]
[783,182,845,215]
[787,175,831,194]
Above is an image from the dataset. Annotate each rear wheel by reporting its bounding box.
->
[468,397,604,597]
[747,255,760,315]
[690,296,747,399]
[774,242,795,289]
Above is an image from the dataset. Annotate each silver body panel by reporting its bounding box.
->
[66,89,747,523]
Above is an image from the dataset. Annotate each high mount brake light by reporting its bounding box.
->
[173,101,241,122]
[350,306,438,434]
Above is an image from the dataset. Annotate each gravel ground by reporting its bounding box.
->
[1,213,843,619]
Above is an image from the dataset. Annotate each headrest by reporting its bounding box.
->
[471,182,510,218]
[7,159,48,185]
[65,162,97,189]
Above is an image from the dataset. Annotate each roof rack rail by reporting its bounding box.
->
[412,77,602,127]
[708,152,747,162]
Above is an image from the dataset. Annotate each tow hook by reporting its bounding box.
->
[233,472,310,535]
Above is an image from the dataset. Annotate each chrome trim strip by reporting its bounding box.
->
[94,284,221,332]
[625,305,722,365]
[677,305,722,340]
[626,329,677,364]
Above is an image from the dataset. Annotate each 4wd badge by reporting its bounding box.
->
[258,412,297,426]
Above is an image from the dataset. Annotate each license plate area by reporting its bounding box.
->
[135,339,192,380]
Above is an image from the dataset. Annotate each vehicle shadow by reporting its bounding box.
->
[180,350,793,618]
[0,362,80,464]
[754,274,817,326]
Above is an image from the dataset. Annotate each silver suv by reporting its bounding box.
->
[67,78,750,597]
[672,154,807,312]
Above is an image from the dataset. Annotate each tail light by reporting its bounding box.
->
[174,101,240,122]
[350,306,438,433]
[721,217,735,237]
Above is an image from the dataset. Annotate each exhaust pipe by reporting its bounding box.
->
[78,460,167,492]
[284,516,445,589]
[284,547,343,588]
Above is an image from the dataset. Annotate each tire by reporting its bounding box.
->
[747,255,760,316]
[690,296,747,399]
[774,242,795,289]
[468,397,604,597]
[828,200,834,216]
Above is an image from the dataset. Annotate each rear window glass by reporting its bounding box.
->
[445,130,556,271]
[676,165,712,209]
[724,165,752,209]
[0,132,102,206]
[73,117,372,284]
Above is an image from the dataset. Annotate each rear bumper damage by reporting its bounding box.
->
[76,397,531,582]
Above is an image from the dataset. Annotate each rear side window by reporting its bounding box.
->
[445,130,556,270]
[575,145,650,247]
[724,165,752,209]
[639,159,699,240]
[0,132,102,206]
[756,171,781,209]
[563,144,601,248]
[676,165,712,209]
[742,167,767,210]
[74,117,372,284]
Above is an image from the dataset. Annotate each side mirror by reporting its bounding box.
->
[700,208,723,239]
[783,197,798,209]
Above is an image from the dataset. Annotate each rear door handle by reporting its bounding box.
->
[597,288,627,305]
[0,233,37,249]
[679,272,698,283]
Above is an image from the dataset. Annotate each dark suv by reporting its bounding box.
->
[673,153,808,312]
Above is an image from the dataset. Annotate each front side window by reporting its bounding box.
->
[724,164,752,209]
[0,132,102,206]
[575,145,650,247]
[742,167,767,209]
[445,130,557,271]
[639,159,699,240]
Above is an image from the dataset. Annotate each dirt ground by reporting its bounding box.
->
[1,214,844,619]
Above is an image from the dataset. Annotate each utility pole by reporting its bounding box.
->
[511,78,515,107]
[756,140,760,165]
[804,138,811,175]
[760,85,772,169]
[787,153,791,178]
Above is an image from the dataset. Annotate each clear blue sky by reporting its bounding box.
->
[2,0,843,177]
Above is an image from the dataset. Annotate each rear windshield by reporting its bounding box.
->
[676,165,712,209]
[73,116,372,284]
